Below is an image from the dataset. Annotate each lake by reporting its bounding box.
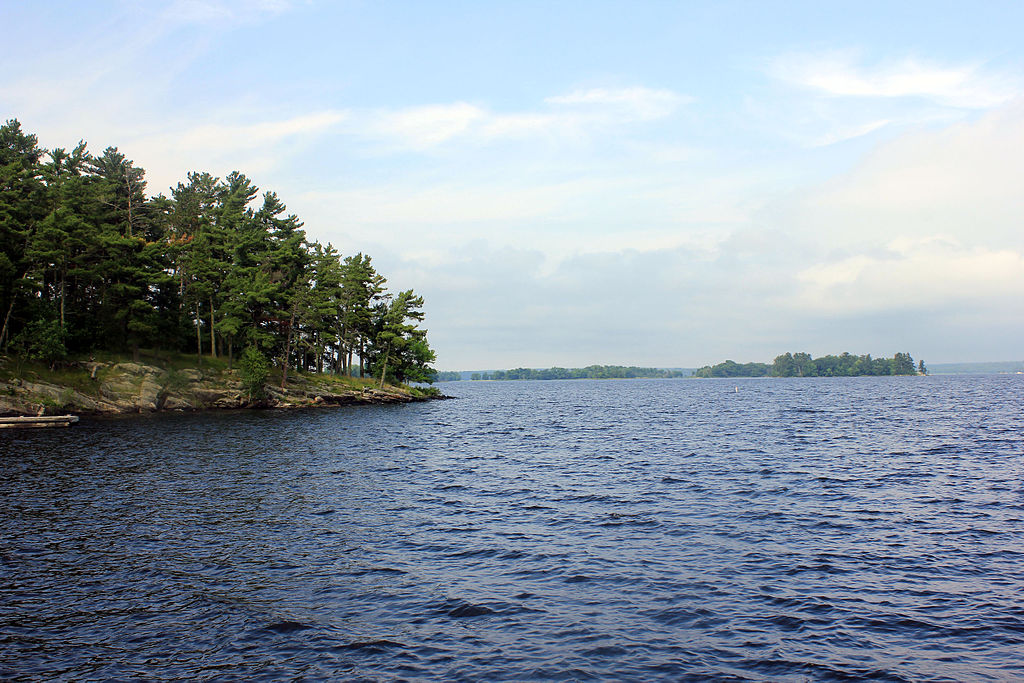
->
[2,376,1022,680]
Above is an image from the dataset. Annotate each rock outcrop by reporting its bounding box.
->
[0,359,438,417]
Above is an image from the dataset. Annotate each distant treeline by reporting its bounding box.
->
[461,365,687,381]
[435,371,463,381]
[695,352,924,378]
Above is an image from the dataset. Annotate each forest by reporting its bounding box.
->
[695,352,924,378]
[0,119,435,386]
[468,365,687,381]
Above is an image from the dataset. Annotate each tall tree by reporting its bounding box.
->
[338,252,386,377]
[171,171,221,361]
[255,191,308,388]
[369,289,435,386]
[0,119,46,348]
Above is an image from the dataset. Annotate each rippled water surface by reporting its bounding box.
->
[2,376,1023,680]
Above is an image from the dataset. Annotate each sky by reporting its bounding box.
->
[2,1,1023,370]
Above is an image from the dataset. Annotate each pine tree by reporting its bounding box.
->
[370,289,435,386]
[338,253,386,377]
[0,119,46,348]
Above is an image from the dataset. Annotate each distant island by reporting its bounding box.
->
[440,365,688,381]
[438,354,930,381]
[695,352,923,378]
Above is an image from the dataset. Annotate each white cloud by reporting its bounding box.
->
[810,119,891,147]
[545,87,689,120]
[785,101,1024,247]
[172,110,348,149]
[302,178,602,227]
[357,86,688,150]
[366,103,485,149]
[124,110,346,191]
[796,238,1024,313]
[771,53,1020,108]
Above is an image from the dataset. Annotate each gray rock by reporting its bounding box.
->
[112,362,161,377]
[100,379,136,401]
[20,381,67,402]
[162,394,196,411]
[193,388,240,407]
[138,379,161,411]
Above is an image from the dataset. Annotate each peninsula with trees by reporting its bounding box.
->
[0,119,438,416]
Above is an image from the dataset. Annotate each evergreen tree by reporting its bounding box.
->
[338,252,386,377]
[0,120,435,384]
[255,191,309,388]
[369,289,435,386]
[0,119,46,348]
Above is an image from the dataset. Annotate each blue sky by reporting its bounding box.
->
[3,1,1023,369]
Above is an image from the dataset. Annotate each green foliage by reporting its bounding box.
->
[368,289,436,386]
[694,360,770,378]
[12,318,66,367]
[160,368,190,395]
[469,365,686,380]
[239,346,269,400]
[696,352,922,378]
[0,119,437,385]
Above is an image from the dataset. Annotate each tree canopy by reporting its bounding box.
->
[695,352,924,378]
[470,365,686,381]
[0,119,436,384]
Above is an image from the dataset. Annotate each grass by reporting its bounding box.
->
[0,357,99,395]
[1,350,436,401]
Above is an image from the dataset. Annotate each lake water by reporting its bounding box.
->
[2,376,1023,680]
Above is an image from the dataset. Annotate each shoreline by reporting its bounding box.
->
[0,358,446,418]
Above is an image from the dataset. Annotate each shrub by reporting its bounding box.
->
[239,346,269,400]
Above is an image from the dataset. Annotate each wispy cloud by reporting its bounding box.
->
[358,86,689,150]
[810,119,891,147]
[172,110,348,150]
[366,103,486,149]
[544,87,688,120]
[771,53,1020,108]
[163,0,299,25]
[126,110,347,191]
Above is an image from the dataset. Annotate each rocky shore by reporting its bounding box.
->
[0,359,440,417]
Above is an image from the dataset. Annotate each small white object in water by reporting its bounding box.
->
[734,386,738,393]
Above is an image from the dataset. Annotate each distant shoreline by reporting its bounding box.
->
[437,359,1024,381]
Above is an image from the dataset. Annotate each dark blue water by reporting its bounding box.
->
[2,376,1023,681]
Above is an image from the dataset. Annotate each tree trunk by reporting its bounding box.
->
[125,173,134,238]
[280,302,297,390]
[209,296,217,359]
[195,302,203,366]
[0,296,15,351]
[0,267,31,349]
[59,266,66,329]
[379,343,390,389]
